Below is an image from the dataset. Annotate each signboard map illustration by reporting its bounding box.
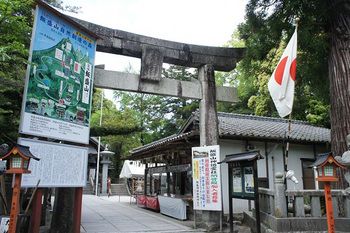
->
[19,4,97,144]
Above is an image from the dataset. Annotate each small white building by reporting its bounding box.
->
[130,112,330,215]
[119,160,145,179]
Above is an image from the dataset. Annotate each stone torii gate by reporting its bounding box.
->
[75,17,244,230]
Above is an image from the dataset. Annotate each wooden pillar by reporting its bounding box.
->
[29,189,43,233]
[73,187,83,233]
[150,172,153,195]
[198,64,220,231]
[324,182,335,233]
[144,164,148,195]
[172,173,176,194]
[180,172,186,195]
[8,174,22,233]
[166,171,170,196]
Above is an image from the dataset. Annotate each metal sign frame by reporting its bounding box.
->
[219,151,262,233]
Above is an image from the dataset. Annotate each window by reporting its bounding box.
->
[12,157,22,168]
[318,167,323,176]
[324,165,333,176]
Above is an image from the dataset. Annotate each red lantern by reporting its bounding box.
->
[1,144,39,233]
[312,152,345,233]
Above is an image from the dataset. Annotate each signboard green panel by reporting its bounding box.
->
[19,4,96,144]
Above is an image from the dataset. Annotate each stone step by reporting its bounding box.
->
[111,183,129,196]
[83,183,94,194]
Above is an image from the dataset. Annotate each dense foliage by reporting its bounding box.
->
[0,0,33,143]
[114,65,199,146]
[233,0,331,127]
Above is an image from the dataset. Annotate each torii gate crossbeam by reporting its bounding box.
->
[73,17,244,103]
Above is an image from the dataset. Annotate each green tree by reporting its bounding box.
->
[90,89,141,182]
[114,65,199,146]
[235,1,330,125]
[0,0,81,144]
[236,0,349,155]
[0,0,33,143]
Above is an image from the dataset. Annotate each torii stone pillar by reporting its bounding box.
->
[198,64,220,231]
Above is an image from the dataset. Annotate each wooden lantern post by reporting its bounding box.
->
[312,152,345,233]
[1,144,39,233]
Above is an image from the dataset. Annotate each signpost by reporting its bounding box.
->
[19,1,97,144]
[219,151,263,233]
[15,2,99,232]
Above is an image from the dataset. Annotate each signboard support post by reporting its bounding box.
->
[8,174,21,233]
[228,163,234,233]
[28,189,43,233]
[73,187,83,233]
[253,160,261,233]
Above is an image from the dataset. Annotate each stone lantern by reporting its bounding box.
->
[100,146,114,195]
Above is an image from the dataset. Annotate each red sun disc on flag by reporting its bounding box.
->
[274,56,288,85]
[290,59,297,81]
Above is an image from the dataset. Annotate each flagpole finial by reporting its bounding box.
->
[294,17,300,28]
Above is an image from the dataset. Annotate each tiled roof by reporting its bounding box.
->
[131,112,330,156]
[214,112,330,143]
[131,131,197,154]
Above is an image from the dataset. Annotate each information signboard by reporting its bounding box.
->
[231,162,255,199]
[18,138,88,187]
[0,216,9,233]
[192,145,222,211]
[19,4,97,144]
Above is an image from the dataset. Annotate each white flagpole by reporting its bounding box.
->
[284,18,299,177]
[95,91,104,196]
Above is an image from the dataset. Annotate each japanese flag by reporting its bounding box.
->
[268,30,297,118]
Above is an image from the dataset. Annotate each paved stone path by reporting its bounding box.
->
[81,195,205,233]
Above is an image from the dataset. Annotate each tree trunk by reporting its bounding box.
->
[329,0,350,156]
[50,188,75,233]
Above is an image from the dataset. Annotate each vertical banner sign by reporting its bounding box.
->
[192,145,222,211]
[19,4,97,144]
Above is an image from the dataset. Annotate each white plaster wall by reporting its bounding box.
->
[285,144,315,190]
[218,139,322,214]
[219,139,269,214]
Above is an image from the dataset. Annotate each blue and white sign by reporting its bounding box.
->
[192,145,222,211]
[19,4,97,144]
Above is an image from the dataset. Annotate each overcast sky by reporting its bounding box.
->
[62,0,247,98]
